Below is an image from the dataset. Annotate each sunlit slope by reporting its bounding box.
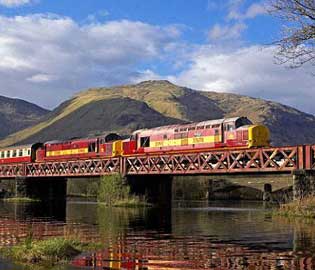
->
[203,91,315,146]
[1,80,315,146]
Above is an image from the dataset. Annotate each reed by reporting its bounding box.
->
[277,196,315,218]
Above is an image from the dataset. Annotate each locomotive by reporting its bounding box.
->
[0,117,270,164]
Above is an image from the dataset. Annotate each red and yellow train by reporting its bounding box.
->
[0,117,270,164]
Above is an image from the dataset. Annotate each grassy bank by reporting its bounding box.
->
[0,237,101,267]
[277,196,315,218]
[2,197,40,203]
[98,174,151,207]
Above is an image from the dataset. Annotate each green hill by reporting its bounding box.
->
[0,80,314,146]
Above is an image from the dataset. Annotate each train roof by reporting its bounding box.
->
[44,133,122,145]
[0,143,39,151]
[132,117,248,135]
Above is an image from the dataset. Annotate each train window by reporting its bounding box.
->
[12,150,17,157]
[188,127,195,131]
[225,124,235,131]
[180,128,188,132]
[197,126,204,130]
[1,152,4,158]
[140,137,150,147]
[212,124,220,128]
[19,149,23,157]
[174,129,179,132]
[215,129,219,135]
[205,125,211,129]
[6,151,10,158]
[27,149,31,155]
[88,143,96,152]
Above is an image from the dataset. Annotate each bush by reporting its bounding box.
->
[98,174,130,205]
[97,174,149,207]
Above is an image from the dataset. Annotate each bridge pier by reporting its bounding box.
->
[14,177,67,201]
[126,175,173,207]
[293,170,315,200]
[263,184,273,202]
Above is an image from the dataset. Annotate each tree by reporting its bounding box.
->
[270,0,315,68]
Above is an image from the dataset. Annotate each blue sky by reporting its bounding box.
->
[0,0,279,44]
[0,0,314,114]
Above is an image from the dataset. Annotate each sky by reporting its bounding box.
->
[0,0,314,114]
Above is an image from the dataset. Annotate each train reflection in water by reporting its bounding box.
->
[70,238,315,270]
[0,201,315,270]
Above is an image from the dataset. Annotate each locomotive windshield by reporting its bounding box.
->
[235,117,252,128]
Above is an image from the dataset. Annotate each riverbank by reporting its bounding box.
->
[277,196,315,218]
[0,237,101,268]
[1,197,40,203]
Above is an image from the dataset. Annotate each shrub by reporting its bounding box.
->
[98,174,130,205]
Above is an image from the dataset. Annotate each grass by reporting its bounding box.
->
[0,237,102,267]
[276,196,315,218]
[2,197,40,203]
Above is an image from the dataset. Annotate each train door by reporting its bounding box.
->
[88,142,97,153]
[221,124,225,144]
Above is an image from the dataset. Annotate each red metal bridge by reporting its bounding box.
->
[0,145,314,179]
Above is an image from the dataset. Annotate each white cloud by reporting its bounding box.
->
[244,3,267,18]
[168,45,315,114]
[0,0,34,7]
[227,2,267,20]
[208,23,247,41]
[0,14,180,108]
[27,73,58,83]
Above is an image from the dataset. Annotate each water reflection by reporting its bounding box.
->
[0,200,315,269]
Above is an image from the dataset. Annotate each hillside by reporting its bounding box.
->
[0,96,49,140]
[0,80,314,146]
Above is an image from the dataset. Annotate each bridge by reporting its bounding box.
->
[0,145,315,203]
[0,145,314,177]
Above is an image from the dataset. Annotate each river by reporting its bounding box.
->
[0,200,314,269]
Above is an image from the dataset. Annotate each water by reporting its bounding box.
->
[0,200,315,269]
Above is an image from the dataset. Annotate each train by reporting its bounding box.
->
[0,117,270,164]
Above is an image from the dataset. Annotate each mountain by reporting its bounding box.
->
[0,80,314,146]
[0,96,49,140]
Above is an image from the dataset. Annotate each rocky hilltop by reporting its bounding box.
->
[0,95,49,140]
[0,80,314,146]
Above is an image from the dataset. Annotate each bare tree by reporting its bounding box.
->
[270,0,315,68]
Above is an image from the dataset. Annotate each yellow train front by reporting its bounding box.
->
[123,117,270,155]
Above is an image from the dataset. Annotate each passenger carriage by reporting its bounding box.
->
[0,143,42,164]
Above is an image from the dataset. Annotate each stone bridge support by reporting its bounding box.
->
[15,177,67,201]
[292,170,315,200]
[126,175,173,207]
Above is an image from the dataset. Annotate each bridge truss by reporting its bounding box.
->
[0,145,314,179]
